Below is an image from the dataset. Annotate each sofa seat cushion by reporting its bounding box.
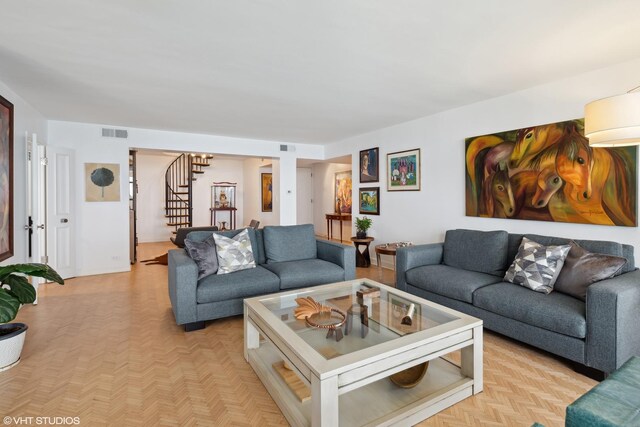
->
[405,264,502,303]
[473,282,586,338]
[264,224,317,262]
[196,266,280,304]
[263,259,344,290]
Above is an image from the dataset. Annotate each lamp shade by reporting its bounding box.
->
[584,91,640,147]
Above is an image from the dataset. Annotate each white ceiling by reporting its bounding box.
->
[2,1,640,144]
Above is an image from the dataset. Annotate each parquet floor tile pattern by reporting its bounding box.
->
[1,242,596,426]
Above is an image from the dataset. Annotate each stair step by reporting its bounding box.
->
[167,222,190,226]
[192,170,205,174]
[178,185,189,188]
[192,161,210,167]
[165,214,189,218]
[174,191,189,195]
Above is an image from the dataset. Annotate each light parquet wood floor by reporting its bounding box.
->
[1,242,596,426]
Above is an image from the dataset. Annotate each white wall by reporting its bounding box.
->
[312,162,353,242]
[0,78,48,265]
[135,152,174,243]
[326,58,640,267]
[47,121,322,275]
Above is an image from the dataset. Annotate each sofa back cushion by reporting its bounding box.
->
[186,228,266,265]
[508,233,634,274]
[264,224,317,262]
[443,229,508,277]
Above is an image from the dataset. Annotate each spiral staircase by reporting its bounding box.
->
[165,154,213,234]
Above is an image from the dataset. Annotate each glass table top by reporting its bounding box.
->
[258,281,459,360]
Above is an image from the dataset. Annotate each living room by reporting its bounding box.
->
[1,1,640,426]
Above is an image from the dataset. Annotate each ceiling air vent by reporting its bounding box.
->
[279,144,296,152]
[101,128,129,139]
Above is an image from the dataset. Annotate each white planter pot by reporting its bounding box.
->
[0,323,28,371]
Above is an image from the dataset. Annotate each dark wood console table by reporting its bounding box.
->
[325,213,352,242]
[210,207,237,230]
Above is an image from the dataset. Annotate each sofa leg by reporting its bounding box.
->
[184,321,205,332]
[572,362,606,381]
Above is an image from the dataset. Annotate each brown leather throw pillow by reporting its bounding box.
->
[554,241,626,301]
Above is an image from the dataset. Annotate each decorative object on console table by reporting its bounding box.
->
[0,94,13,261]
[360,147,379,183]
[359,187,380,215]
[261,173,272,212]
[355,216,372,239]
[85,163,120,202]
[465,118,637,226]
[334,170,352,213]
[387,148,420,191]
[210,182,237,229]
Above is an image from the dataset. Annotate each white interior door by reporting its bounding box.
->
[46,146,76,279]
[296,168,313,225]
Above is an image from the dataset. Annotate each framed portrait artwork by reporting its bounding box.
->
[359,187,380,215]
[0,94,13,261]
[261,173,272,212]
[387,148,421,191]
[359,147,379,183]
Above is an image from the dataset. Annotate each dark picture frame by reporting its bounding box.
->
[359,187,380,215]
[359,147,379,183]
[0,95,13,261]
[387,148,421,191]
[261,173,272,212]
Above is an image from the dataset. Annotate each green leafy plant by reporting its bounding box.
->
[0,264,64,323]
[355,216,373,233]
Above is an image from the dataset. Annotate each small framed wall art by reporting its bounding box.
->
[261,173,272,212]
[387,148,420,191]
[359,147,379,183]
[85,163,121,202]
[359,187,380,215]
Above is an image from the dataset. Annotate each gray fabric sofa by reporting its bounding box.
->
[396,229,640,375]
[168,224,356,331]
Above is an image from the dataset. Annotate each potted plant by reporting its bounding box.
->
[355,216,373,239]
[0,264,64,371]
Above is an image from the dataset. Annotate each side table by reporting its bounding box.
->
[350,237,374,267]
[375,242,413,284]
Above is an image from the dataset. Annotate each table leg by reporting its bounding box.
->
[311,374,339,427]
[244,308,260,362]
[339,219,343,242]
[461,325,483,394]
[326,218,331,240]
[362,244,371,267]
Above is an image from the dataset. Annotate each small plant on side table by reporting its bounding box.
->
[355,216,373,239]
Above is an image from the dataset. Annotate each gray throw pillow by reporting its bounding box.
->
[184,235,219,279]
[504,237,571,294]
[214,229,256,274]
[554,241,626,301]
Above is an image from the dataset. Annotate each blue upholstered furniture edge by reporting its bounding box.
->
[396,230,640,374]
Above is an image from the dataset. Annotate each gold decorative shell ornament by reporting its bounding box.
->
[294,297,331,320]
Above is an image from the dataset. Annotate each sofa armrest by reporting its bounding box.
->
[168,249,199,325]
[396,243,444,292]
[316,239,356,280]
[586,269,640,373]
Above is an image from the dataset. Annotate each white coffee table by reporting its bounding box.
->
[244,279,483,426]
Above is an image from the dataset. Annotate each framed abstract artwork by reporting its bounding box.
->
[0,95,13,261]
[387,148,420,191]
[261,173,272,212]
[85,163,121,202]
[359,187,380,215]
[334,171,352,213]
[465,118,637,226]
[359,147,379,183]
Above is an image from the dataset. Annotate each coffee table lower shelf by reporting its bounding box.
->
[248,341,474,427]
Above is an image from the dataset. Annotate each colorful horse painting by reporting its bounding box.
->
[465,119,637,226]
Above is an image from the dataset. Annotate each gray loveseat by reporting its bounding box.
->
[168,224,356,331]
[396,229,640,375]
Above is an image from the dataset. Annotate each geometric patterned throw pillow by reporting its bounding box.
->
[213,229,256,275]
[504,237,571,294]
